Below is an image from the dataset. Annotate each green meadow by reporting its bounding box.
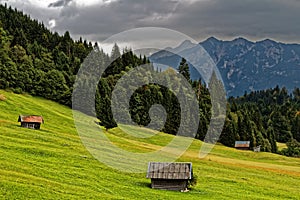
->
[0,90,299,199]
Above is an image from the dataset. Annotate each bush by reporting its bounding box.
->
[279,139,300,157]
[188,174,198,188]
[13,88,23,94]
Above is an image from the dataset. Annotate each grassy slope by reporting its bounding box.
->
[0,90,299,199]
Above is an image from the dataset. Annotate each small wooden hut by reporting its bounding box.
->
[18,115,44,130]
[254,145,261,152]
[235,141,250,150]
[146,162,193,191]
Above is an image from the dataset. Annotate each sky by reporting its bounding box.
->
[1,0,300,48]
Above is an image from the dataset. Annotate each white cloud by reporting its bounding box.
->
[28,0,55,8]
[1,0,116,9]
[75,0,116,7]
[48,19,56,28]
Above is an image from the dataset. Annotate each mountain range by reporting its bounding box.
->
[150,37,300,97]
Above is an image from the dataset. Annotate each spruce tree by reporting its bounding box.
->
[178,58,190,81]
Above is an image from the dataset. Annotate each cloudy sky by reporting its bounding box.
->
[1,0,300,46]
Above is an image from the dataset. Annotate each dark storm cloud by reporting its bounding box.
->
[53,0,180,40]
[48,0,72,8]
[1,0,300,43]
[167,0,300,42]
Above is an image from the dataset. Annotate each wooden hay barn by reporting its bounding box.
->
[146,162,193,191]
[235,141,250,150]
[18,115,44,130]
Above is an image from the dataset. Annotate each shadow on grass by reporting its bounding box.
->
[136,181,152,188]
[13,124,52,134]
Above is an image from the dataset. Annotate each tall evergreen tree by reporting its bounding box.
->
[178,58,190,81]
[111,43,121,61]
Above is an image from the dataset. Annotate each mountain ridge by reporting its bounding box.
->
[201,36,299,45]
[150,37,300,96]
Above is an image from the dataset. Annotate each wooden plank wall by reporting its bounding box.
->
[151,179,187,191]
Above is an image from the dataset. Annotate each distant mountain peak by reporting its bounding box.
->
[177,39,195,48]
[201,37,254,46]
[231,37,252,45]
[257,38,278,45]
[166,39,197,54]
[203,36,221,44]
[181,39,194,45]
[150,36,300,97]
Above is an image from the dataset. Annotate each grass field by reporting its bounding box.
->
[0,90,300,199]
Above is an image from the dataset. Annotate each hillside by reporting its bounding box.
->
[0,90,300,199]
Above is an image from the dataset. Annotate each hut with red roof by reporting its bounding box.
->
[18,115,44,130]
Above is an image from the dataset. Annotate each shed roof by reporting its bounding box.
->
[235,141,250,148]
[18,115,44,124]
[146,162,192,180]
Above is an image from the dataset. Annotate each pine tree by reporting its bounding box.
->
[111,43,121,61]
[96,78,117,131]
[178,58,190,81]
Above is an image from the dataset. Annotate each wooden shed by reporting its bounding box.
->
[146,162,193,191]
[18,115,44,130]
[235,141,250,150]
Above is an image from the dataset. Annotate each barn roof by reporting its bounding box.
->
[146,162,192,180]
[18,115,44,124]
[235,141,250,148]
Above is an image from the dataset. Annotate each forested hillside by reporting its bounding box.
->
[94,57,212,139]
[0,3,95,106]
[95,53,300,156]
[225,87,300,156]
[0,4,299,157]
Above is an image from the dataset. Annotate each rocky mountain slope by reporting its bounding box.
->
[150,37,300,97]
